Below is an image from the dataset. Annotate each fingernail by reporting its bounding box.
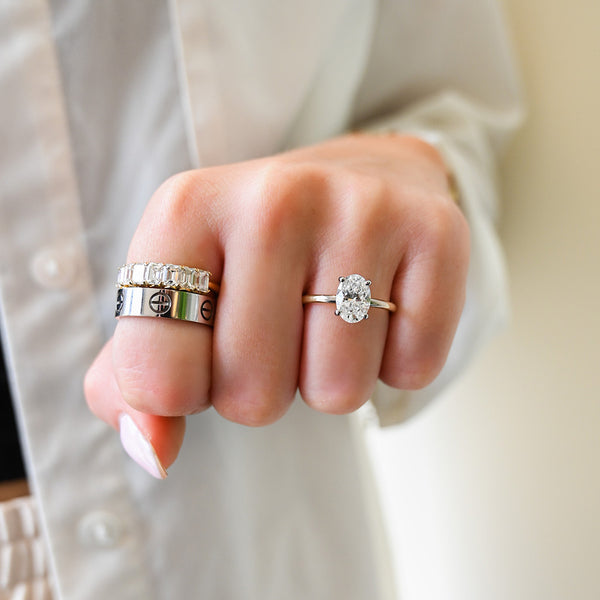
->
[119,413,168,480]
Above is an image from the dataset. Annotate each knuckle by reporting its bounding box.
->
[335,172,394,239]
[258,159,330,196]
[381,349,446,391]
[112,327,210,415]
[113,361,158,412]
[239,161,329,251]
[301,383,370,416]
[341,170,389,204]
[255,161,327,221]
[130,171,221,255]
[417,196,468,254]
[393,368,437,391]
[213,388,290,427]
[153,172,201,226]
[115,361,206,416]
[157,171,221,217]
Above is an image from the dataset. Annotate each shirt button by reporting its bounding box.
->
[77,511,124,549]
[30,245,78,289]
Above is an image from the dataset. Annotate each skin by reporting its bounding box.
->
[84,133,470,472]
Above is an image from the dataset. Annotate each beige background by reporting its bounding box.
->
[368,1,600,598]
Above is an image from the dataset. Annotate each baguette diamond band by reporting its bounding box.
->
[117,262,219,294]
[302,274,396,323]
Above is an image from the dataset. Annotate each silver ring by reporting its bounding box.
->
[117,262,219,294]
[302,274,396,323]
[115,287,216,326]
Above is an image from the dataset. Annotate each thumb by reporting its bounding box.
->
[84,338,186,479]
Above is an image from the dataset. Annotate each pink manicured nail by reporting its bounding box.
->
[119,414,168,480]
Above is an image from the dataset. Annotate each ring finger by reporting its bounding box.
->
[299,253,396,415]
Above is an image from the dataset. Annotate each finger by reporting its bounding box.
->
[297,172,405,415]
[296,168,405,414]
[84,338,186,478]
[300,265,393,414]
[112,172,222,416]
[210,175,312,426]
[380,201,470,389]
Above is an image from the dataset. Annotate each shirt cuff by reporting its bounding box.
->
[359,94,515,426]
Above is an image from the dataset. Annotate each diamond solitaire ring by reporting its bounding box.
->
[302,274,396,323]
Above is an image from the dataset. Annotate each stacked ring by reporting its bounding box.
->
[115,267,394,326]
[115,262,218,327]
[117,262,219,294]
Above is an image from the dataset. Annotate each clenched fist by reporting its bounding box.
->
[84,133,469,478]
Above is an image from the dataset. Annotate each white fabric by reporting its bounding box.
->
[0,0,522,598]
[0,496,54,600]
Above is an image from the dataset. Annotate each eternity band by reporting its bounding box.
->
[116,287,216,326]
[117,262,219,294]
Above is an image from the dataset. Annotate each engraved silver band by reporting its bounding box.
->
[117,262,219,294]
[302,295,397,312]
[115,287,216,326]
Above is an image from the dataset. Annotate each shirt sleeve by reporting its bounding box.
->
[350,0,525,426]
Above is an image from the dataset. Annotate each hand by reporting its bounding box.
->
[84,133,469,477]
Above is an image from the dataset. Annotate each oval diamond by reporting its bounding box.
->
[335,274,371,323]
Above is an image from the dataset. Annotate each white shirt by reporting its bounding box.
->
[0,1,522,598]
